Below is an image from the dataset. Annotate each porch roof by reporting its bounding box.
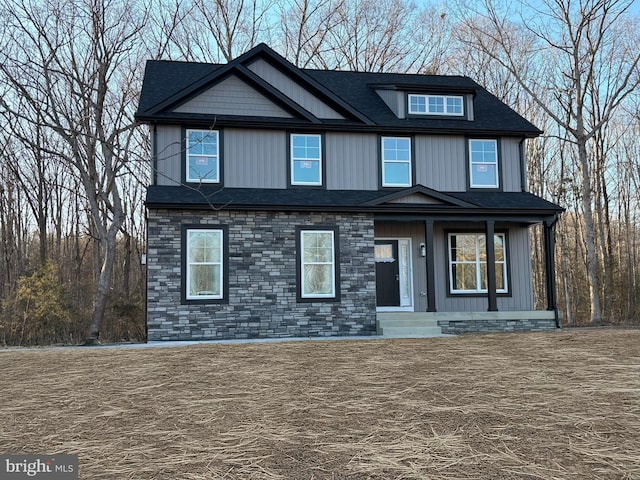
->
[146,185,563,220]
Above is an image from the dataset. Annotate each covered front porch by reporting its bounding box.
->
[373,213,561,334]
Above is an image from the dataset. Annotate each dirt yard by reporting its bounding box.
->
[1,329,638,479]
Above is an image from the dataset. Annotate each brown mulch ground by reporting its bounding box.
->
[1,329,639,479]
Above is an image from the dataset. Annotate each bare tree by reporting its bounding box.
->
[150,0,272,62]
[319,0,447,73]
[0,0,148,342]
[277,0,345,68]
[456,0,640,323]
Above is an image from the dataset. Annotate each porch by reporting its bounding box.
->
[376,311,558,337]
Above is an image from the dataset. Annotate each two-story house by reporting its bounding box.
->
[135,43,563,341]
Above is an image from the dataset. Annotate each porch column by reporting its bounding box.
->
[425,220,437,312]
[485,220,498,311]
[544,217,558,312]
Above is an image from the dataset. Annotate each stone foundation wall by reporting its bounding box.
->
[146,209,377,341]
[437,318,558,334]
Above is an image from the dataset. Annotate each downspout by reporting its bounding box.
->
[547,213,561,328]
[152,123,158,185]
[145,123,157,343]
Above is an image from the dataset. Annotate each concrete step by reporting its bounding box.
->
[377,318,439,328]
[376,312,444,337]
[380,325,444,338]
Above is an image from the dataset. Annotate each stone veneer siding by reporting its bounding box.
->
[146,209,377,340]
[437,318,557,334]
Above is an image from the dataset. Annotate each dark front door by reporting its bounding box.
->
[375,240,400,306]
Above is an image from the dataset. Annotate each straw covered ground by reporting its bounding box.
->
[1,329,639,479]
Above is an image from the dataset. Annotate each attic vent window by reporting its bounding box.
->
[408,94,464,116]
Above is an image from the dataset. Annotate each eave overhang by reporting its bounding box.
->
[145,185,564,224]
[134,114,542,138]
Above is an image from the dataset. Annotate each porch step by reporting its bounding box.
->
[376,313,444,338]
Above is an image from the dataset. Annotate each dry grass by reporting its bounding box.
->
[1,329,639,479]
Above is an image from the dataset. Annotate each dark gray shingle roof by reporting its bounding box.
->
[146,185,563,217]
[136,44,541,136]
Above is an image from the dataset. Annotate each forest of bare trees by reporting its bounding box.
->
[0,0,638,345]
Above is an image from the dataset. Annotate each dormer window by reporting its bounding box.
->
[408,94,464,116]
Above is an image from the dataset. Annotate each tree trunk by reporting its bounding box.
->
[577,137,602,324]
[86,221,122,343]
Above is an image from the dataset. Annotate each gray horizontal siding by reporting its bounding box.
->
[414,136,466,191]
[326,133,378,190]
[174,75,292,118]
[248,59,345,120]
[225,129,287,188]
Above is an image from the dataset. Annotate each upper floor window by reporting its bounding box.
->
[408,94,464,116]
[186,129,219,183]
[469,139,499,188]
[291,134,322,186]
[381,137,412,187]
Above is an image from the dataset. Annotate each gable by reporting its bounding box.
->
[173,74,293,118]
[247,58,345,120]
[387,193,445,205]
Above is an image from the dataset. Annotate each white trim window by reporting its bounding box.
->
[469,139,499,188]
[382,137,411,187]
[186,129,219,183]
[300,230,336,298]
[186,229,223,299]
[448,233,507,294]
[408,94,464,116]
[291,134,322,185]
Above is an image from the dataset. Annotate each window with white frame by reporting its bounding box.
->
[469,139,499,188]
[186,229,223,300]
[300,230,336,298]
[408,94,464,116]
[381,137,412,187]
[186,129,219,183]
[291,134,322,185]
[448,233,507,294]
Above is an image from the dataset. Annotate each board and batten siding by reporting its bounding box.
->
[247,59,345,120]
[174,75,293,118]
[326,133,378,190]
[414,135,466,191]
[225,129,287,188]
[154,126,525,193]
[433,224,534,312]
[375,221,428,312]
[155,125,182,186]
[501,137,523,192]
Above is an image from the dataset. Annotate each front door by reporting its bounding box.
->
[375,240,400,306]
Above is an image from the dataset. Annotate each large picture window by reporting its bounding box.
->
[291,134,322,185]
[469,139,499,188]
[381,137,412,187]
[448,233,508,294]
[186,129,219,183]
[299,229,337,299]
[185,229,224,300]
